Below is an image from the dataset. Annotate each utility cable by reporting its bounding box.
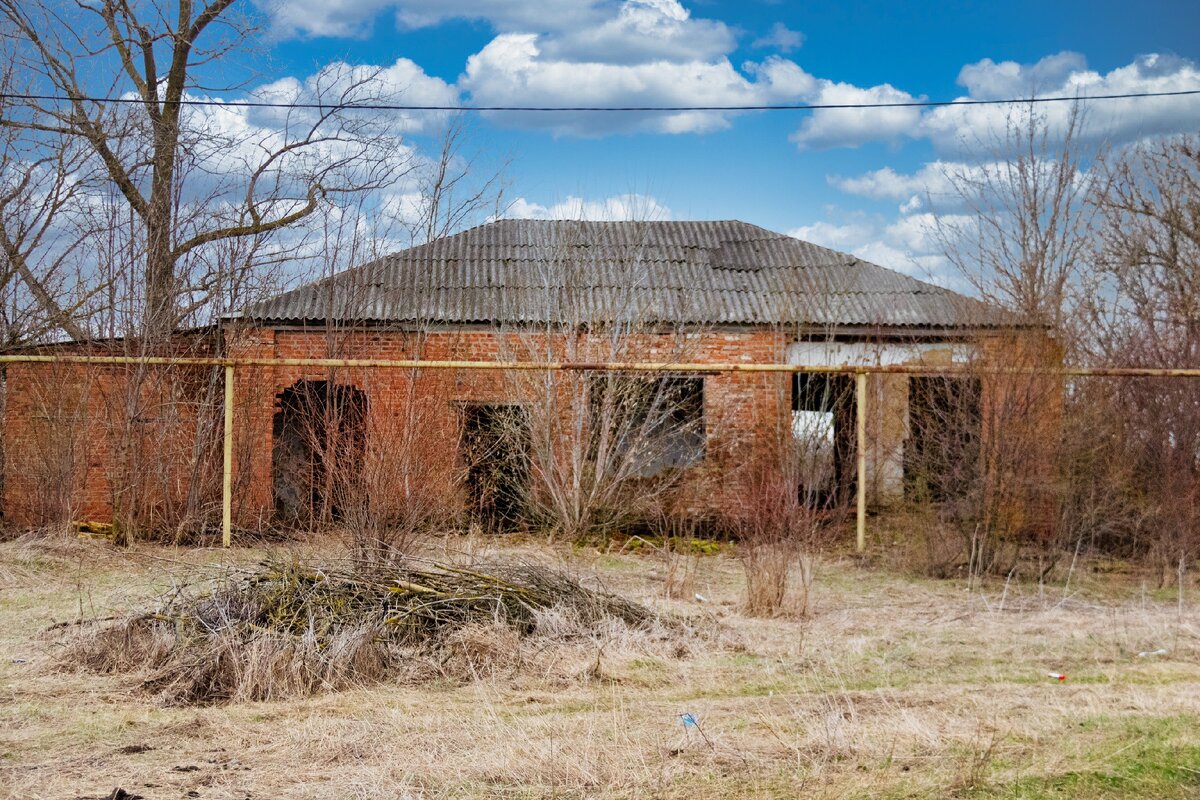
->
[0,88,1197,113]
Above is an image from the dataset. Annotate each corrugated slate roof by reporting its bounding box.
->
[244,219,1017,329]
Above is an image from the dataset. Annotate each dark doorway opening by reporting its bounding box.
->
[905,376,982,502]
[460,404,530,532]
[792,373,856,508]
[272,380,368,526]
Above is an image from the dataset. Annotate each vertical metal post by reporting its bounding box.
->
[855,370,867,552]
[222,363,234,548]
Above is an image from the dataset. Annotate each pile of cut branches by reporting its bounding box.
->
[61,557,677,703]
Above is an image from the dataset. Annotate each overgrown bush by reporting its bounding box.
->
[728,441,837,617]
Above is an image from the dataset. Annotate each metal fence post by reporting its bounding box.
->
[222,363,233,548]
[856,370,867,553]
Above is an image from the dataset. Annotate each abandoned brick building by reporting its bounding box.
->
[1,219,1048,532]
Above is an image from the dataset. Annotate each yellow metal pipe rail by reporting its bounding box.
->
[222,365,234,548]
[3,352,1198,551]
[855,372,867,553]
[2,353,1200,377]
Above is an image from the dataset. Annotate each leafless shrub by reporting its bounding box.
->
[258,123,503,550]
[900,346,1065,580]
[1085,134,1200,583]
[921,100,1097,578]
[730,433,838,617]
[931,100,1096,337]
[497,362,709,541]
[20,365,92,529]
[101,356,229,546]
[339,387,463,565]
[920,103,1199,586]
[265,362,465,563]
[1052,379,1149,562]
[464,219,714,541]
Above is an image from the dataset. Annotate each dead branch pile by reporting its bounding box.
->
[61,558,681,703]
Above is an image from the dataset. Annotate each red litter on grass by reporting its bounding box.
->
[1046,672,1067,681]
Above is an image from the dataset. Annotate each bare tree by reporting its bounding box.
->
[1088,134,1200,582]
[932,100,1096,339]
[250,125,507,560]
[399,113,509,247]
[0,70,105,345]
[0,0,415,342]
[0,1,454,543]
[728,407,845,617]
[1091,135,1200,362]
[915,102,1104,576]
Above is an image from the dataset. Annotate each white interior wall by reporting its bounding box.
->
[786,340,976,367]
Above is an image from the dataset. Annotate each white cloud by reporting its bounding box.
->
[390,0,600,32]
[161,58,459,216]
[260,0,388,39]
[922,52,1200,154]
[830,159,1095,219]
[753,22,804,53]
[261,0,725,57]
[462,36,811,135]
[884,212,973,254]
[541,0,735,64]
[262,1,1200,151]
[264,0,821,137]
[786,220,876,253]
[955,51,1088,99]
[250,58,458,135]
[828,162,976,211]
[379,191,429,228]
[502,193,672,221]
[829,165,938,200]
[789,81,924,149]
[143,57,457,234]
[788,214,959,283]
[789,52,1200,153]
[743,56,819,97]
[854,241,944,278]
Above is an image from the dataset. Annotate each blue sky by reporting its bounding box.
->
[237,0,1200,283]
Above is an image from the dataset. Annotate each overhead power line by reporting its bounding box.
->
[0,88,1198,113]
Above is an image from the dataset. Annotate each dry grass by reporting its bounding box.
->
[1,534,1198,799]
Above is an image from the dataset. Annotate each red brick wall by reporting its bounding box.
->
[1,340,221,528]
[225,325,791,527]
[0,327,791,529]
[0,326,1064,536]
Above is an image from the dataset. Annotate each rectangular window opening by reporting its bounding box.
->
[587,374,705,478]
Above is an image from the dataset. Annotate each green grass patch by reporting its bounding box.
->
[968,714,1200,799]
